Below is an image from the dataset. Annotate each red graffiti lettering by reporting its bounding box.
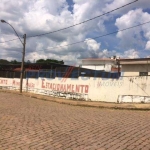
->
[80,85,84,93]
[85,85,89,93]
[0,79,7,85]
[42,79,45,88]
[41,82,89,94]
[76,85,80,93]
[57,84,60,91]
[72,85,75,93]
[67,84,71,92]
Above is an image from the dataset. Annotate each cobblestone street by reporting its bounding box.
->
[0,92,150,150]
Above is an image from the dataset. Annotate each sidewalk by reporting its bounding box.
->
[1,89,150,111]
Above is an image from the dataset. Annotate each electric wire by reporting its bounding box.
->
[0,0,138,44]
[45,21,150,50]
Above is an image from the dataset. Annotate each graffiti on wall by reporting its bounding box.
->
[12,80,20,86]
[25,79,35,92]
[26,80,35,88]
[0,79,7,85]
[96,81,124,88]
[39,79,90,101]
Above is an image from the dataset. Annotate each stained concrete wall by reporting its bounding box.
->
[122,64,150,72]
[88,76,150,103]
[0,76,150,103]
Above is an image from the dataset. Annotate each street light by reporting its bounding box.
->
[1,19,26,93]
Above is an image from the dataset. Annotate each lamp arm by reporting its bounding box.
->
[6,22,24,45]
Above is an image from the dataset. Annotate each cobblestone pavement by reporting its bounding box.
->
[0,92,150,150]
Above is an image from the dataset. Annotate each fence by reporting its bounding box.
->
[0,71,23,78]
[0,69,120,79]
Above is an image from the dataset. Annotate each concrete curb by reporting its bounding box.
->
[1,90,150,111]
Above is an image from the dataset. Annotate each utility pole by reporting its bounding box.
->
[20,34,26,93]
[1,20,26,93]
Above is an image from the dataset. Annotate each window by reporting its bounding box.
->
[139,72,148,76]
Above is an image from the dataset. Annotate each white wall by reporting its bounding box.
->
[0,76,150,103]
[82,65,112,72]
[88,76,150,103]
[82,65,104,70]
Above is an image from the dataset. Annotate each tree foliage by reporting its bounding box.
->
[0,59,64,65]
[36,59,64,64]
[10,60,21,64]
[0,59,10,64]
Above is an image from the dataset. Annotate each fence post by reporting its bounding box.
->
[78,66,80,78]
[55,68,56,78]
[50,65,52,78]
[24,71,26,79]
[38,70,39,78]
[6,71,8,78]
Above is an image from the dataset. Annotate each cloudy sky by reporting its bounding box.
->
[0,0,150,65]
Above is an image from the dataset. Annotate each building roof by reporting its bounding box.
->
[82,58,116,65]
[82,57,150,65]
[119,58,150,65]
[0,63,70,71]
[82,58,115,61]
[119,58,150,61]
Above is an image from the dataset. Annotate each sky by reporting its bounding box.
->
[0,0,150,65]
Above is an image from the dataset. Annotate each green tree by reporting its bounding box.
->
[36,59,64,64]
[36,59,45,63]
[0,59,10,64]
[10,60,21,64]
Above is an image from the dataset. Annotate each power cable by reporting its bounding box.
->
[44,21,150,50]
[0,38,21,44]
[1,20,149,57]
[0,0,138,44]
[27,0,138,38]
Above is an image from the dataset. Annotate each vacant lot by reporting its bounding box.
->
[0,92,150,150]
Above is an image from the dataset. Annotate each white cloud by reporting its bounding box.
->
[1,0,150,65]
[98,49,109,58]
[84,38,100,51]
[25,52,47,63]
[145,41,150,50]
[123,49,139,58]
[115,9,150,50]
[105,0,150,16]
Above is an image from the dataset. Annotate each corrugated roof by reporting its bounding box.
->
[119,58,150,65]
[119,58,150,61]
[120,61,150,65]
[13,68,39,71]
[82,58,150,65]
[82,58,115,61]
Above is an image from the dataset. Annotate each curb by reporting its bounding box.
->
[1,90,150,111]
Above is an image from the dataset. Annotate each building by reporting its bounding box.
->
[1,57,150,103]
[81,57,150,76]
[120,58,150,76]
[81,57,120,72]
